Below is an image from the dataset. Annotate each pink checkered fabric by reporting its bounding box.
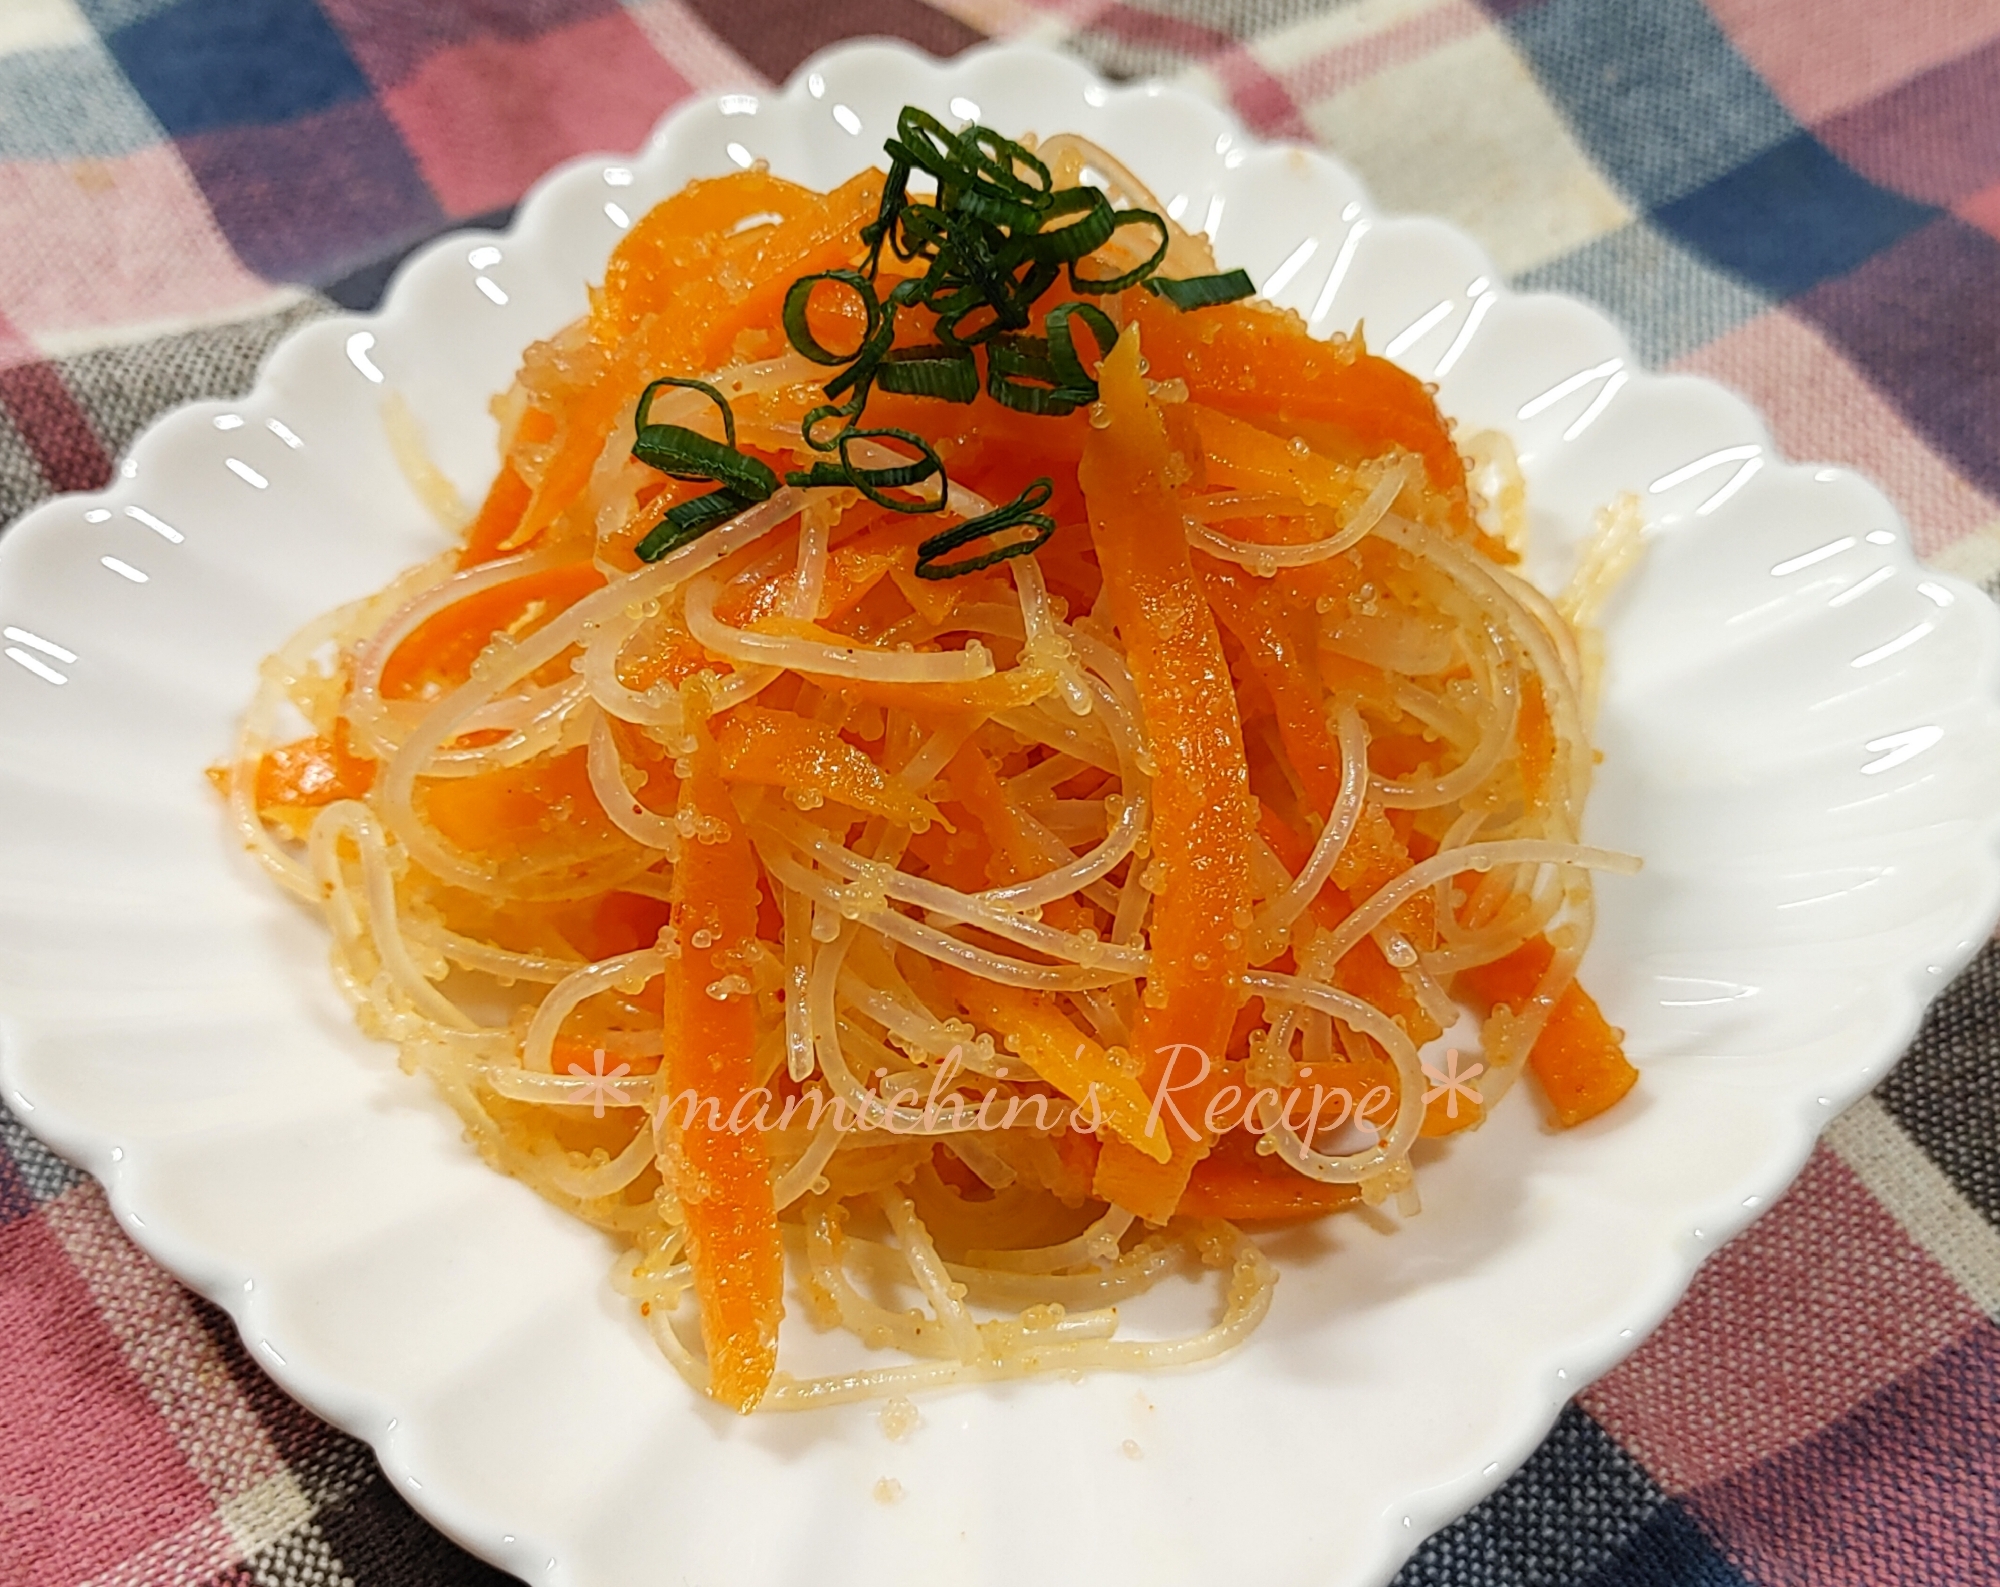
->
[2,2,1997,1583]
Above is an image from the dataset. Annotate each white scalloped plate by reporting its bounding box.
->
[5,41,1999,1587]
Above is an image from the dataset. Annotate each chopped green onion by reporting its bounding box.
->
[887,108,962,182]
[782,269,883,366]
[634,487,754,562]
[915,479,1057,579]
[932,287,1016,348]
[821,310,897,402]
[1143,268,1257,310]
[839,426,946,513]
[786,428,949,514]
[1044,301,1118,394]
[955,124,1053,205]
[1067,209,1169,294]
[890,201,952,263]
[635,376,737,444]
[774,104,1265,568]
[889,108,1052,212]
[955,187,1045,235]
[783,461,855,490]
[875,344,979,403]
[860,153,912,276]
[802,387,869,451]
[631,424,780,499]
[986,334,1093,416]
[945,224,1028,332]
[1015,188,1117,265]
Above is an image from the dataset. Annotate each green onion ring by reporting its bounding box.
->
[782,269,883,366]
[838,425,947,513]
[1067,208,1170,294]
[634,487,755,562]
[634,376,736,446]
[986,334,1093,416]
[915,478,1057,579]
[1144,268,1257,310]
[875,344,979,403]
[631,424,780,498]
[1045,301,1119,392]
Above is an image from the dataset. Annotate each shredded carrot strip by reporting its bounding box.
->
[582,892,677,962]
[715,705,939,829]
[224,722,376,816]
[1079,329,1254,1223]
[1334,802,1437,950]
[938,744,1093,934]
[381,562,605,700]
[551,1031,664,1079]
[420,745,618,860]
[1186,403,1356,509]
[599,171,833,333]
[1128,293,1497,551]
[1420,1079,1483,1137]
[1337,930,1445,1048]
[941,744,1043,877]
[1178,1130,1361,1220]
[457,462,533,568]
[1199,558,1347,813]
[1454,937,1636,1127]
[827,667,1058,719]
[1517,672,1555,806]
[687,170,886,368]
[662,742,784,1412]
[941,971,1169,1163]
[614,613,714,693]
[818,512,930,618]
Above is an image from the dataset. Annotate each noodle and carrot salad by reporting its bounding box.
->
[216,110,1642,1413]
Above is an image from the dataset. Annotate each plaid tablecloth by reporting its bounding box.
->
[3,2,1998,1583]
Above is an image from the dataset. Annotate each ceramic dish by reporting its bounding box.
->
[4,40,1999,1587]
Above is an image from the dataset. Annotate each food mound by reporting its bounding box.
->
[217,108,1641,1413]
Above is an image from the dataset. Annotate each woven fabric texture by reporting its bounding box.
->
[2,2,1998,1583]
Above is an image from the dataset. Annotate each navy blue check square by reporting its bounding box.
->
[100,0,374,137]
[1657,134,1938,301]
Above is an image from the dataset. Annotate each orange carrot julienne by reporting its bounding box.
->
[1079,329,1254,1224]
[456,461,534,568]
[380,561,605,701]
[612,612,714,694]
[1128,292,1485,544]
[690,169,884,369]
[233,720,375,814]
[1455,937,1636,1127]
[1334,801,1437,951]
[940,970,1170,1164]
[939,743,1094,935]
[663,742,784,1412]
[1517,672,1555,807]
[420,744,617,860]
[715,705,939,830]
[1529,985,1636,1127]
[827,666,1058,720]
[817,511,931,618]
[1185,403,1355,509]
[941,743,1040,876]
[598,170,831,334]
[1176,1130,1361,1221]
[1199,557,1345,814]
